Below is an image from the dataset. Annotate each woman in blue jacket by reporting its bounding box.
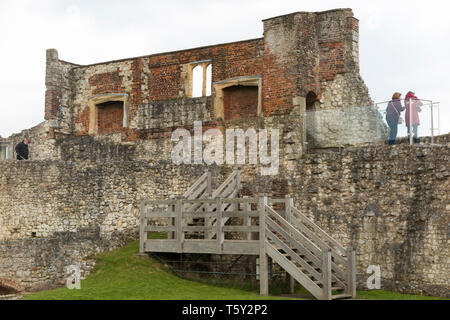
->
[385,92,405,145]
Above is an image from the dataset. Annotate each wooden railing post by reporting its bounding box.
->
[346,247,356,298]
[285,195,295,294]
[205,172,212,239]
[176,198,184,253]
[206,171,212,197]
[259,195,268,296]
[235,170,241,196]
[244,196,251,240]
[216,197,223,254]
[168,195,175,240]
[139,199,146,253]
[322,249,332,300]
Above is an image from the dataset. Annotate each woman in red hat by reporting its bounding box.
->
[404,91,423,144]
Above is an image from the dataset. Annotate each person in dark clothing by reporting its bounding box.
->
[15,139,30,160]
[386,92,405,145]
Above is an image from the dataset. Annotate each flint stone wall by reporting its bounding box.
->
[0,136,448,296]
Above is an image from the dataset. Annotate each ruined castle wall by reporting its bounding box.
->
[6,122,60,160]
[303,10,381,148]
[28,9,378,154]
[0,159,213,241]
[45,50,78,136]
[0,230,100,291]
[232,141,449,297]
[305,103,388,149]
[70,39,264,141]
[1,137,448,295]
[285,144,449,297]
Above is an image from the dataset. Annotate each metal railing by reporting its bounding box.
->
[305,98,442,149]
[375,98,441,145]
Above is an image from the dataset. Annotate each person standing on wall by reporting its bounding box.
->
[386,92,405,145]
[15,139,30,160]
[405,91,423,144]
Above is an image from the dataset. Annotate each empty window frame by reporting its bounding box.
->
[189,60,212,98]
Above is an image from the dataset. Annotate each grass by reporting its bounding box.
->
[355,290,446,300]
[22,235,447,300]
[22,238,289,300]
[289,286,447,300]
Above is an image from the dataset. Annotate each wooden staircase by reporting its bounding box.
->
[260,198,356,300]
[180,170,240,239]
[140,172,356,300]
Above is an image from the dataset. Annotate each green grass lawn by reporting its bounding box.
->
[22,238,447,300]
[355,290,446,300]
[22,240,289,300]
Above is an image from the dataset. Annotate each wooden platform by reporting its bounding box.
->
[139,171,356,300]
[144,239,259,255]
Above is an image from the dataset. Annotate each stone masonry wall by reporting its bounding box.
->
[0,136,448,295]
[287,144,448,297]
[6,122,59,160]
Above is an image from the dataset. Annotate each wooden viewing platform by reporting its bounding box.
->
[139,171,356,300]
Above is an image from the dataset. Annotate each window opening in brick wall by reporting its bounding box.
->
[192,65,203,98]
[189,61,212,98]
[306,91,319,110]
[223,85,258,121]
[96,100,124,135]
[206,64,212,96]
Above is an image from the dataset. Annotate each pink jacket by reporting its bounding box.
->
[404,92,423,126]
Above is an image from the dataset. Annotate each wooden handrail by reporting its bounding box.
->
[265,226,322,282]
[265,205,323,253]
[183,172,208,198]
[212,170,238,198]
[142,194,356,299]
[292,207,347,255]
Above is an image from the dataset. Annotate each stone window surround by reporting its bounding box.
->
[88,93,129,135]
[186,60,212,98]
[0,143,10,160]
[213,75,262,121]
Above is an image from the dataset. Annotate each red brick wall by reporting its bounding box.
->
[130,58,144,124]
[144,38,263,99]
[262,14,299,116]
[97,101,124,135]
[262,52,297,116]
[75,39,263,139]
[75,107,90,136]
[78,40,263,136]
[88,70,125,95]
[148,64,181,101]
[223,85,258,120]
[319,41,345,81]
[44,89,60,120]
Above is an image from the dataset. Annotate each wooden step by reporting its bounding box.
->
[314,279,338,286]
[331,286,345,291]
[331,293,352,300]
[280,253,314,265]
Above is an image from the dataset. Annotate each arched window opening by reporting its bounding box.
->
[306,91,318,111]
[206,64,212,96]
[192,65,203,98]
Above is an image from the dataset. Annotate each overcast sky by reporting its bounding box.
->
[0,0,449,138]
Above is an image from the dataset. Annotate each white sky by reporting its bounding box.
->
[0,0,449,137]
